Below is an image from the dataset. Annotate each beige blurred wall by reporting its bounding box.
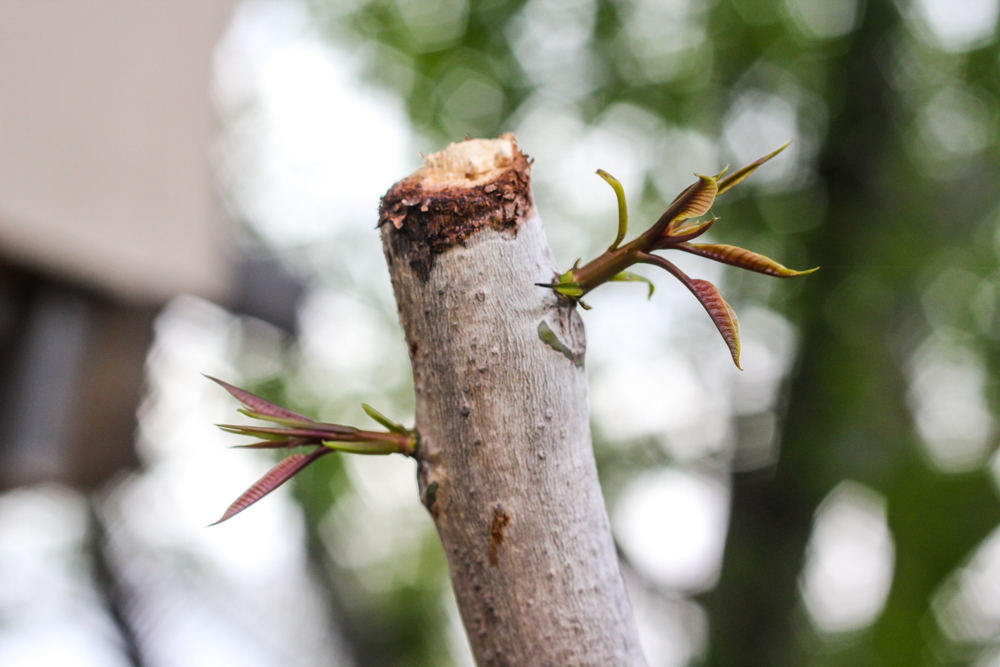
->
[0,0,238,304]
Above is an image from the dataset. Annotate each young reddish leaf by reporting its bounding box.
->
[206,376,311,422]
[716,142,789,196]
[679,243,817,277]
[217,424,356,440]
[212,448,330,524]
[648,174,718,238]
[231,437,307,450]
[639,253,742,369]
[237,410,357,435]
[217,425,289,440]
[669,174,717,223]
[688,278,742,370]
[660,217,717,243]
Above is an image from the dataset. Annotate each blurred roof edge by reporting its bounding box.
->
[0,0,241,306]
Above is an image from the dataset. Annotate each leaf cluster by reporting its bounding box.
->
[540,142,816,369]
[206,376,414,524]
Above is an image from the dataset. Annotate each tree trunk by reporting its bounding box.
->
[379,135,646,666]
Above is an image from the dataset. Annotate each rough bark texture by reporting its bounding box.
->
[380,135,646,666]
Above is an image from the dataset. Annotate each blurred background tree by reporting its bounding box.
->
[269,0,1000,664]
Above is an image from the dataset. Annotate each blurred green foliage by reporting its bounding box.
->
[280,0,1000,664]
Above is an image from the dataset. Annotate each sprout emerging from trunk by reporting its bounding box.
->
[207,140,815,524]
[206,376,415,524]
[538,142,816,369]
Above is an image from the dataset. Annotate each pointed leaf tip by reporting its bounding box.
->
[236,409,325,430]
[211,449,328,525]
[610,271,655,298]
[216,424,337,440]
[689,278,742,370]
[596,169,629,251]
[322,439,400,455]
[361,403,408,435]
[678,243,817,278]
[637,253,741,369]
[206,376,311,422]
[716,141,791,196]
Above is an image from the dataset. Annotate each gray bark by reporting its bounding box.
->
[380,136,646,666]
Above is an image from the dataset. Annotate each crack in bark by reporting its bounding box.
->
[423,480,440,517]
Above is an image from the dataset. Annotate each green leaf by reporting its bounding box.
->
[362,403,409,434]
[552,281,585,297]
[596,169,628,251]
[537,321,585,367]
[716,141,790,196]
[322,439,400,455]
[610,271,655,298]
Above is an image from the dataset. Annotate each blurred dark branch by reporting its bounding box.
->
[87,498,146,667]
[702,1,1000,664]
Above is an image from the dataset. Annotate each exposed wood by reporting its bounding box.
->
[380,135,646,666]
